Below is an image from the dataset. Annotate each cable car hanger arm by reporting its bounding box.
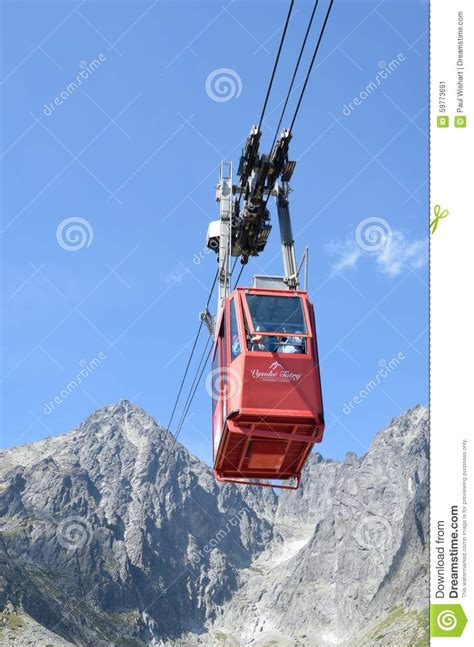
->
[203,126,300,337]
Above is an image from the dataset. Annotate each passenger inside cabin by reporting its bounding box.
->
[231,333,241,357]
[278,329,305,354]
[249,325,269,351]
[248,327,306,353]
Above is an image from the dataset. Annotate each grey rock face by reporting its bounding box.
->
[0,401,275,645]
[212,405,429,646]
[0,402,428,646]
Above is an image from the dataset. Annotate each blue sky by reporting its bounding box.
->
[0,0,428,463]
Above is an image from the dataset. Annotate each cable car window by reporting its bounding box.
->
[212,315,225,415]
[212,347,218,415]
[247,331,306,354]
[245,294,307,334]
[229,299,241,360]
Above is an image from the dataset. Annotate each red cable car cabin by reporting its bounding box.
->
[211,286,324,489]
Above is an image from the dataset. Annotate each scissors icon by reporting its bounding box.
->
[430,205,449,235]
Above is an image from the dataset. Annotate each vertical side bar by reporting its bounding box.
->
[216,161,233,335]
[304,247,309,292]
[430,1,472,642]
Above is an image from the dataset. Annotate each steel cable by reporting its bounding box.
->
[257,0,295,131]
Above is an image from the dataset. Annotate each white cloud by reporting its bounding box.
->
[327,229,428,277]
[376,232,427,276]
[327,239,362,272]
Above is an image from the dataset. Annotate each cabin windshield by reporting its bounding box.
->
[245,294,308,354]
[245,294,307,334]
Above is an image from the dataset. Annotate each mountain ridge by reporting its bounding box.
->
[0,402,428,646]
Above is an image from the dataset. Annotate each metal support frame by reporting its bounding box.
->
[202,129,309,337]
[214,471,301,490]
[200,306,214,337]
[275,182,299,290]
[216,161,233,335]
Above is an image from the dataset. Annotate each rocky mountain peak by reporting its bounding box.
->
[0,403,429,646]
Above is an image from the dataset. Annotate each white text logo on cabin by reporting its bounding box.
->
[250,361,301,383]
